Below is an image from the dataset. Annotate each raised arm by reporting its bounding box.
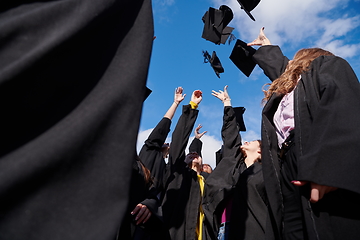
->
[188,124,207,157]
[212,85,242,159]
[248,27,289,81]
[164,87,186,120]
[139,87,185,192]
[167,90,202,172]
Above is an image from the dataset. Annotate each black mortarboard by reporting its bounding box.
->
[229,39,257,77]
[233,107,246,131]
[202,5,234,45]
[220,26,236,45]
[236,0,261,21]
[203,50,224,78]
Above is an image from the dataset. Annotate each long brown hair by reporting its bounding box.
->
[263,48,334,102]
[136,156,153,186]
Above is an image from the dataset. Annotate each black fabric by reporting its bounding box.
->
[189,138,203,157]
[229,39,257,77]
[139,117,171,193]
[254,45,360,240]
[0,0,153,239]
[206,107,267,240]
[117,160,169,240]
[233,106,247,131]
[279,133,307,240]
[161,105,199,240]
[201,5,234,45]
[228,161,267,240]
[236,0,261,21]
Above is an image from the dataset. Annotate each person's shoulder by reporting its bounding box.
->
[314,55,348,65]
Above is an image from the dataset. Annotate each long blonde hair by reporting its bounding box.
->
[263,48,334,101]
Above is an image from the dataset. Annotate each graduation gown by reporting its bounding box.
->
[189,136,210,179]
[0,0,153,239]
[253,45,360,240]
[139,117,171,193]
[117,160,168,240]
[161,105,200,240]
[203,106,268,240]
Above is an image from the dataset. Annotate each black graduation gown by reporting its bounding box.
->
[139,117,171,193]
[117,160,169,240]
[0,0,153,239]
[161,105,200,240]
[203,106,268,240]
[253,45,360,240]
[189,136,210,179]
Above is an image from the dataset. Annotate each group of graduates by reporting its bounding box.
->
[1,1,360,240]
[130,85,265,240]
[127,28,360,240]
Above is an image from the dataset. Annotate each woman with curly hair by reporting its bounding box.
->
[248,28,360,240]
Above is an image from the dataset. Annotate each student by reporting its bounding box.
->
[203,85,267,240]
[202,164,213,174]
[139,87,186,194]
[117,156,169,240]
[188,124,211,178]
[248,27,360,240]
[161,89,205,240]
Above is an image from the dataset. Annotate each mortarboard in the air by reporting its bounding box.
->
[229,39,257,77]
[201,5,234,45]
[203,50,224,78]
[236,0,261,21]
[233,106,246,132]
[220,26,236,45]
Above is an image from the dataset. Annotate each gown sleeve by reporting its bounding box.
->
[297,55,360,194]
[163,105,198,187]
[203,106,243,237]
[252,45,290,81]
[139,118,171,192]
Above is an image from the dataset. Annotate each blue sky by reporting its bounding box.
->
[137,0,360,169]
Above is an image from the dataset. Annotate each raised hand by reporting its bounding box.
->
[191,90,202,105]
[174,87,186,105]
[211,85,231,105]
[247,27,271,46]
[194,124,207,139]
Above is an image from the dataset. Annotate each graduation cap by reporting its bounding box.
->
[221,26,236,45]
[203,50,224,78]
[201,5,234,45]
[233,107,246,132]
[236,0,261,21]
[229,39,257,77]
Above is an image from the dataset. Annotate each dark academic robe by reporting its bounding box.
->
[0,0,153,239]
[139,117,171,193]
[161,105,200,240]
[253,45,360,240]
[203,106,268,240]
[117,160,169,240]
[189,136,210,179]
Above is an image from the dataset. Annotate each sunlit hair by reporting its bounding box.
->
[262,48,334,102]
[136,155,153,186]
[256,140,262,162]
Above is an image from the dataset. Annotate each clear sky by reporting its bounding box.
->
[137,0,360,169]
